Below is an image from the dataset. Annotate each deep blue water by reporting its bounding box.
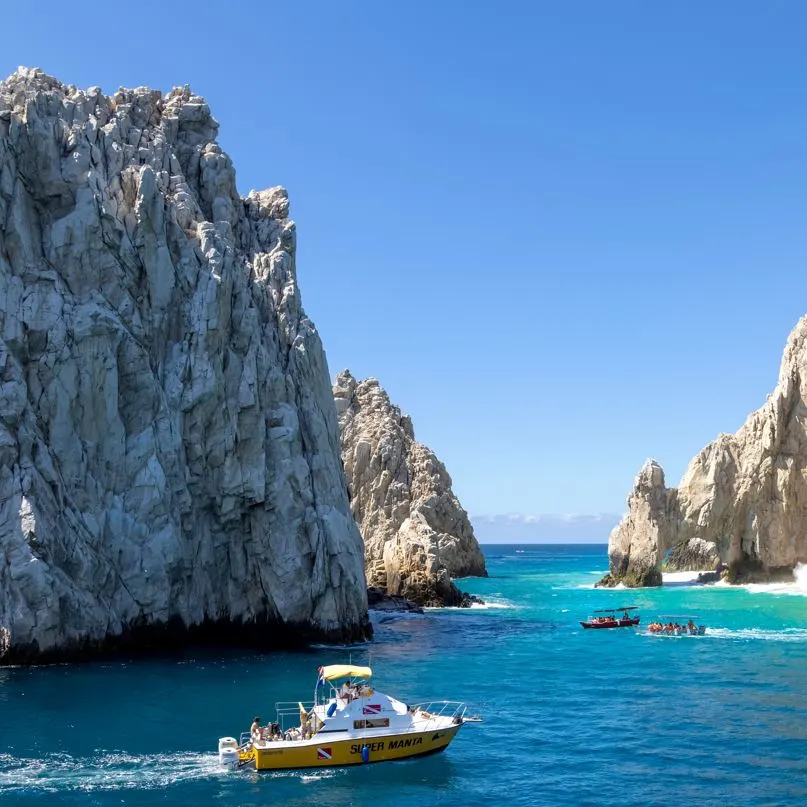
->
[3,543,807,806]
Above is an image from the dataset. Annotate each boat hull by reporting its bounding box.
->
[580,618,640,629]
[242,723,462,770]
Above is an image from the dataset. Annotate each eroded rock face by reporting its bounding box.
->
[334,371,486,606]
[0,68,370,663]
[664,538,720,572]
[606,316,807,586]
[602,460,670,587]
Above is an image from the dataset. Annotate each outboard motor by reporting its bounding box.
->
[218,737,239,768]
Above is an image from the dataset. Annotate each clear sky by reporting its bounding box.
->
[3,1,807,518]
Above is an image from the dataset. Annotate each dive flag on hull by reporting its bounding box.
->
[317,747,332,760]
[362,704,382,715]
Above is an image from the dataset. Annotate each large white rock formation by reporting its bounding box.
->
[606,316,807,586]
[333,371,486,606]
[0,68,369,662]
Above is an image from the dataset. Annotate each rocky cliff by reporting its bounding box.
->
[333,371,486,606]
[0,68,370,663]
[606,316,807,586]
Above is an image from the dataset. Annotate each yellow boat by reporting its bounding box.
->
[217,663,470,771]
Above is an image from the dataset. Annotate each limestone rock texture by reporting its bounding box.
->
[333,371,486,606]
[607,316,807,586]
[664,538,720,573]
[0,68,369,663]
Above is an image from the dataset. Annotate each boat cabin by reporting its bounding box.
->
[245,664,464,748]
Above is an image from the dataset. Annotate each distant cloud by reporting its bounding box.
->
[470,513,620,544]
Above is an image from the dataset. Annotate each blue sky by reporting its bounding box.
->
[4,1,807,520]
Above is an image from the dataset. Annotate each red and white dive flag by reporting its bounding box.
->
[362,704,382,715]
[316,747,332,760]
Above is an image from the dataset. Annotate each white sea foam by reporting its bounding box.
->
[705,627,807,643]
[0,751,224,794]
[662,570,712,585]
[424,597,517,613]
[713,563,807,597]
[468,598,516,610]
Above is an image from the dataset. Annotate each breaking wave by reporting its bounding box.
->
[713,563,807,597]
[424,597,517,613]
[468,598,517,610]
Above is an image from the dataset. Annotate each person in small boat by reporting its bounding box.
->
[251,717,262,743]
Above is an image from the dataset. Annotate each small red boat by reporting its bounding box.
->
[580,606,640,630]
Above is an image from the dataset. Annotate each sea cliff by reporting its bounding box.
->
[334,371,486,606]
[0,68,369,663]
[605,316,807,587]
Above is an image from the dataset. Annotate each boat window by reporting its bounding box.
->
[354,718,390,729]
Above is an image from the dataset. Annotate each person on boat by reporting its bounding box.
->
[251,717,262,743]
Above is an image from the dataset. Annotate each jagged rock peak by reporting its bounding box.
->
[0,68,370,663]
[605,315,807,587]
[334,370,487,607]
[602,459,669,588]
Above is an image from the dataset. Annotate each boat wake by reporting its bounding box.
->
[0,751,224,794]
[704,627,807,643]
[368,610,428,625]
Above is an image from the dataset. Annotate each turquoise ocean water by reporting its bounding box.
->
[3,543,807,806]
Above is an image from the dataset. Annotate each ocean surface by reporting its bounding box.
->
[3,543,807,807]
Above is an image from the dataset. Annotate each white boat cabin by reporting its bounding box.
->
[247,664,462,748]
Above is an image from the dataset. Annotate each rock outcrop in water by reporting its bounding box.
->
[0,67,370,663]
[605,316,807,586]
[333,371,486,606]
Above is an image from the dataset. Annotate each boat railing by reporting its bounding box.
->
[274,701,316,731]
[411,700,467,726]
